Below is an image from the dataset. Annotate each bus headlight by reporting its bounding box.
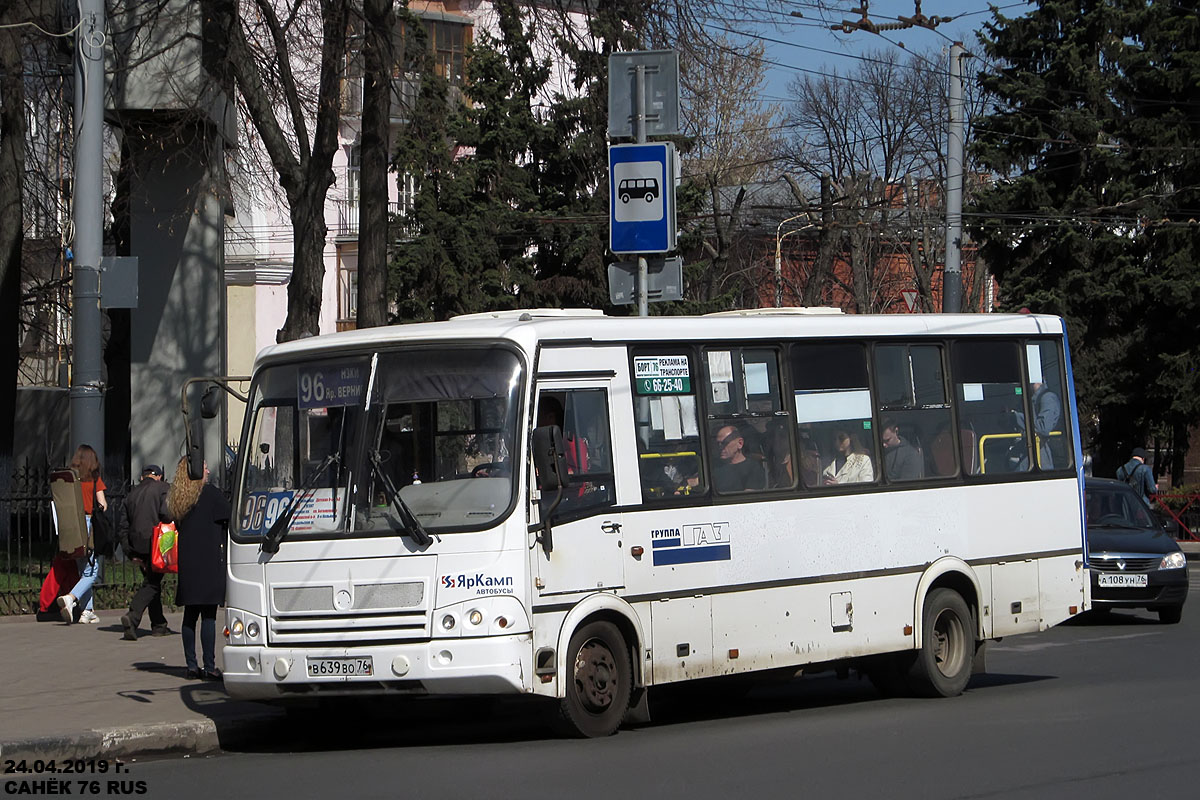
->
[433,597,529,638]
[1160,551,1187,570]
[226,608,265,645]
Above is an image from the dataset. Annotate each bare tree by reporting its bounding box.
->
[783,49,946,313]
[679,36,781,305]
[211,0,350,343]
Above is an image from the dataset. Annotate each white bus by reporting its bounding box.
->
[219,308,1089,736]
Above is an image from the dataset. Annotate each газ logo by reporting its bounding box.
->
[441,573,515,595]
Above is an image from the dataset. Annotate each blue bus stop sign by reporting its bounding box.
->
[609,142,676,254]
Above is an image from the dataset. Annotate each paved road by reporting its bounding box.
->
[112,572,1200,800]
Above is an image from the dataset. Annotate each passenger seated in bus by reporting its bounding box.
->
[881,418,923,481]
[797,435,822,487]
[822,430,874,485]
[712,425,766,493]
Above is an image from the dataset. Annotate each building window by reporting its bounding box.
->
[347,144,361,205]
[423,20,469,86]
[338,251,358,323]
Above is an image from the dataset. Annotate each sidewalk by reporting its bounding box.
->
[0,609,283,762]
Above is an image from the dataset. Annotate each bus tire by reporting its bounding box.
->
[908,588,974,698]
[557,620,632,737]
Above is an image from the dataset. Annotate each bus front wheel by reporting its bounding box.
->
[909,588,974,697]
[558,621,632,737]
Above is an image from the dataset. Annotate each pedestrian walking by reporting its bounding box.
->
[166,457,229,680]
[1117,446,1158,504]
[118,464,172,641]
[57,444,107,625]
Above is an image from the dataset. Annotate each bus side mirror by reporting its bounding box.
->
[532,425,569,491]
[186,417,205,480]
[200,385,221,419]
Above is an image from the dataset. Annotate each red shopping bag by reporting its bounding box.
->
[151,521,179,573]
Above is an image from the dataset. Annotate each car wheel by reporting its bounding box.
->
[557,621,631,737]
[1158,605,1183,625]
[908,588,974,697]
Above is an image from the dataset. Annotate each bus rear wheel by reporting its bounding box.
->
[558,621,631,737]
[908,588,974,698]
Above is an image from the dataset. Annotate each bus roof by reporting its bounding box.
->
[253,308,1067,369]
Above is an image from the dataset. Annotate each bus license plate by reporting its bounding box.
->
[1098,574,1148,588]
[307,657,373,677]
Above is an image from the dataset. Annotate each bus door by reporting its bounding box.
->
[531,352,631,596]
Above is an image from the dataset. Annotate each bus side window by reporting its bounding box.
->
[790,342,875,488]
[631,351,706,500]
[873,344,952,482]
[704,348,788,494]
[951,340,1029,476]
[1025,340,1072,471]
[537,389,615,517]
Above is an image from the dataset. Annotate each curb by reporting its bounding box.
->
[0,716,278,763]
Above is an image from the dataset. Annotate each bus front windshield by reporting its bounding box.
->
[235,347,523,542]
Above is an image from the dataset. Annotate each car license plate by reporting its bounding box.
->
[307,656,373,677]
[1098,573,1148,588]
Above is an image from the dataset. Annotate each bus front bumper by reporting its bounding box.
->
[222,633,534,700]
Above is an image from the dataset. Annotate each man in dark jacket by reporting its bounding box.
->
[118,465,171,640]
[1117,447,1158,504]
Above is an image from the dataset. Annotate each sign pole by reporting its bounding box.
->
[634,64,649,316]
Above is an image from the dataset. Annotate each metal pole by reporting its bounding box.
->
[774,243,782,309]
[774,211,808,308]
[634,64,648,317]
[71,0,106,457]
[943,42,965,314]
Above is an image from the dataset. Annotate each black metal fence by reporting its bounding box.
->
[1,465,177,616]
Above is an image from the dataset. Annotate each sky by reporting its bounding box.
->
[723,0,1032,104]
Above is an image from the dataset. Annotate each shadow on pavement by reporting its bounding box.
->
[211,664,1050,754]
[1061,610,1168,627]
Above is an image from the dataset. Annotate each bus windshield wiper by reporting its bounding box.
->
[261,453,338,554]
[368,450,434,547]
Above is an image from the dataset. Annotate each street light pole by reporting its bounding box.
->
[943,42,967,313]
[775,212,811,308]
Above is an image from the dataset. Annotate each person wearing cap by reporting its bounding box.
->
[117,464,172,640]
[1117,447,1158,504]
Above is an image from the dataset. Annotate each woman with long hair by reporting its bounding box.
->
[821,430,875,485]
[166,457,230,680]
[58,444,107,624]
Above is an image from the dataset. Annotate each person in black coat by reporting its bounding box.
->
[117,464,172,640]
[166,457,230,681]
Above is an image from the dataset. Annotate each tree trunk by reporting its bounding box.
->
[278,188,330,342]
[357,0,393,329]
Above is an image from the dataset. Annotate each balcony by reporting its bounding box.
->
[335,200,418,242]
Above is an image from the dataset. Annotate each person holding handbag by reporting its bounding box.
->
[58,444,108,624]
[166,457,229,680]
